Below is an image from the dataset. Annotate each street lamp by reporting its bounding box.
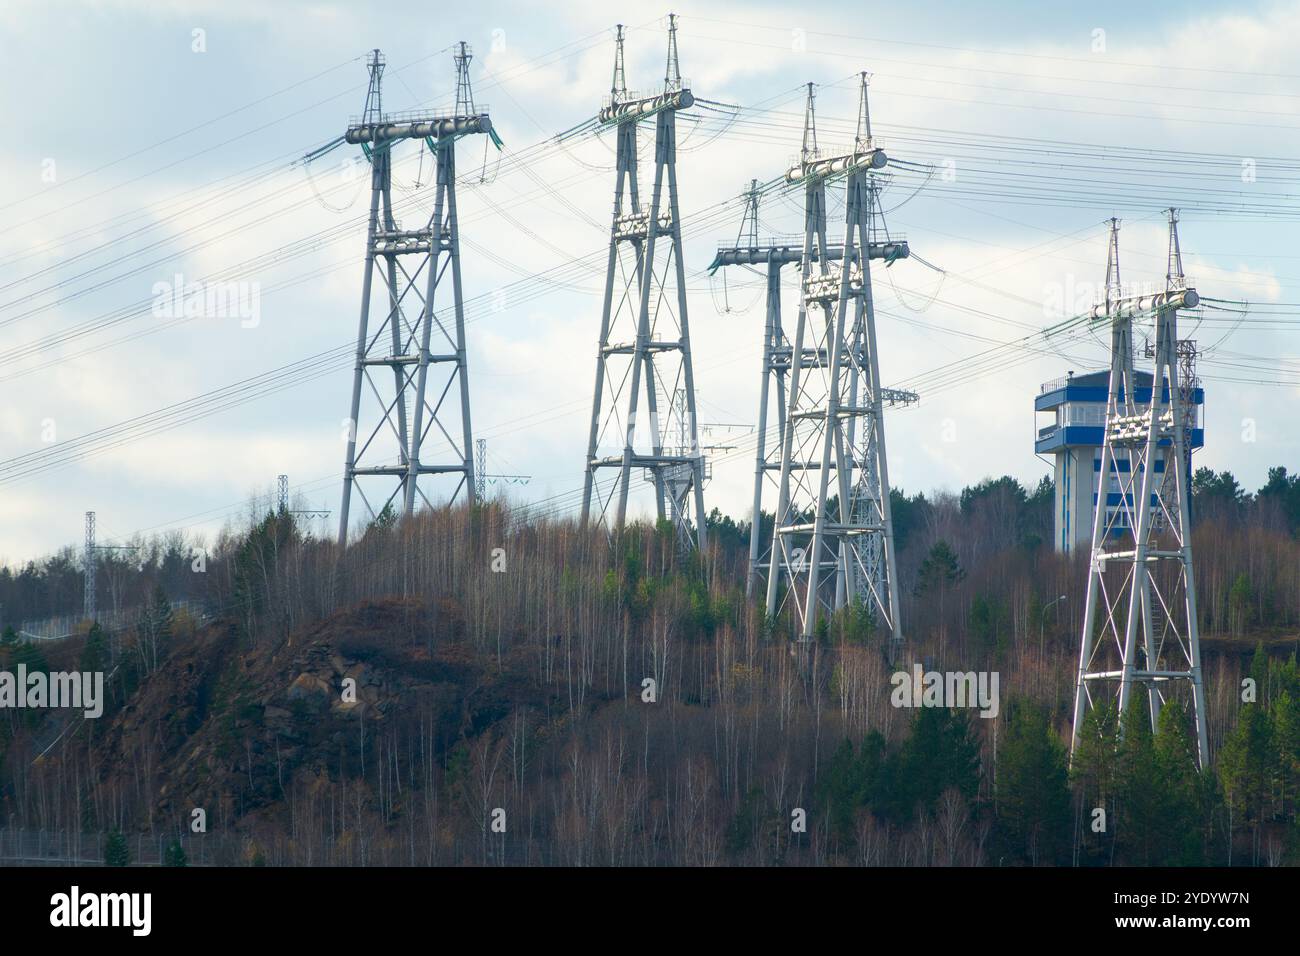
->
[1040,593,1067,663]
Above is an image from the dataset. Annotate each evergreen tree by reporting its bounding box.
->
[1192,467,1244,504]
[1152,701,1206,865]
[1218,703,1274,855]
[886,707,980,820]
[1116,694,1161,865]
[80,622,107,674]
[104,829,130,867]
[163,840,188,867]
[816,731,888,841]
[915,540,964,596]
[819,738,862,843]
[1071,699,1120,863]
[995,702,1070,865]
[368,503,398,534]
[1274,690,1300,815]
[11,639,48,675]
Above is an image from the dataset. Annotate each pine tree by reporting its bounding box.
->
[163,840,188,867]
[995,702,1070,865]
[80,622,107,674]
[1152,701,1206,865]
[915,540,964,596]
[104,829,130,867]
[1116,694,1161,864]
[1218,703,1274,861]
[1071,699,1120,862]
[1072,700,1119,802]
[1274,690,1300,815]
[818,738,862,843]
[887,707,980,820]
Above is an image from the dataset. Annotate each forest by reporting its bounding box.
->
[0,463,1298,866]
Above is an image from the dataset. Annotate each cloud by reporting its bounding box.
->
[3,1,1300,561]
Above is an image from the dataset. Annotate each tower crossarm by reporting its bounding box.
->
[598,88,695,125]
[614,210,674,241]
[879,387,919,406]
[1088,287,1199,321]
[1106,408,1178,446]
[371,227,441,255]
[785,145,887,184]
[345,111,492,144]
[803,264,863,302]
[708,239,908,272]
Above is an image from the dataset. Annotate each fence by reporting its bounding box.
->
[14,599,212,644]
[0,828,236,867]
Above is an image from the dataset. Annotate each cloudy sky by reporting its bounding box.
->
[1,0,1298,563]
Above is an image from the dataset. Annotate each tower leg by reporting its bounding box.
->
[339,162,385,548]
[747,262,780,597]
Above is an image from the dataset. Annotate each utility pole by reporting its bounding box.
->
[1071,212,1210,769]
[708,174,914,600]
[338,46,493,546]
[581,17,708,553]
[764,75,909,656]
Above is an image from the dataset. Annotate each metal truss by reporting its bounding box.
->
[581,18,707,552]
[1071,211,1210,768]
[709,180,914,602]
[338,46,487,545]
[764,77,910,652]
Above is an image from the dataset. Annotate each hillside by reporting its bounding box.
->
[2,482,1300,866]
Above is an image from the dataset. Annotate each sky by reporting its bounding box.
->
[2,0,1299,564]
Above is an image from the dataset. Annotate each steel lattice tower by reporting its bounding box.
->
[580,18,708,552]
[1071,212,1210,768]
[708,176,914,600]
[82,510,137,624]
[764,77,908,651]
[84,511,96,623]
[338,46,490,546]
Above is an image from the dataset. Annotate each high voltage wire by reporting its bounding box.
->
[0,277,1106,488]
[688,14,1300,82]
[7,95,1289,356]
[0,31,623,305]
[0,54,368,219]
[0,144,621,364]
[8,26,1300,555]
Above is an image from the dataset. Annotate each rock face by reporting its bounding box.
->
[77,598,547,831]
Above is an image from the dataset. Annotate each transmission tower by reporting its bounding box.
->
[84,511,95,624]
[338,46,491,546]
[83,511,138,624]
[764,76,908,653]
[277,475,332,519]
[475,439,487,501]
[1071,212,1209,768]
[473,438,531,501]
[580,17,708,552]
[708,176,913,599]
